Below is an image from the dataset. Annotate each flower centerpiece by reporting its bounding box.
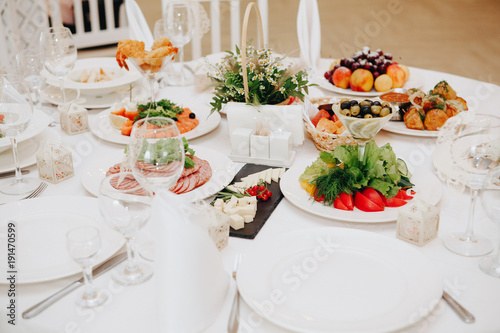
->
[207,44,314,114]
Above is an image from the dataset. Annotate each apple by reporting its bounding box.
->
[332,66,352,89]
[349,69,374,92]
[374,74,393,92]
[386,63,406,88]
[399,64,410,82]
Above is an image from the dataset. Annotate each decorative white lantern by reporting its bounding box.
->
[36,143,74,184]
[59,102,89,135]
[397,199,440,246]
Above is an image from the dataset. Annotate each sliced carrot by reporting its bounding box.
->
[111,107,126,117]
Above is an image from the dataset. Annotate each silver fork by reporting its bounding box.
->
[23,182,48,200]
[228,254,242,333]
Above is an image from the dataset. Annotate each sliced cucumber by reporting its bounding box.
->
[397,158,412,178]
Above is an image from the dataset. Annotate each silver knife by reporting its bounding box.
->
[0,169,29,179]
[22,251,127,319]
[442,291,475,323]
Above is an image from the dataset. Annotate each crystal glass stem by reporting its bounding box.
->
[82,265,96,299]
[59,77,66,104]
[462,187,479,242]
[358,142,366,163]
[10,136,23,183]
[125,236,139,274]
[178,45,186,85]
[148,76,156,105]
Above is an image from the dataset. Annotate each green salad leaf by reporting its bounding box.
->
[136,137,195,169]
[136,99,184,121]
[301,141,414,203]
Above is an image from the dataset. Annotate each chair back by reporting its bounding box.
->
[124,0,154,49]
[161,0,268,60]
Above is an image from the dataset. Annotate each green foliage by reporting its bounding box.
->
[207,44,315,113]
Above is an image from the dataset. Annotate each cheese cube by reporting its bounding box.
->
[214,198,224,208]
[278,168,286,178]
[236,205,257,217]
[243,215,254,223]
[271,168,280,182]
[224,196,238,212]
[238,196,257,205]
[264,168,272,184]
[224,207,240,216]
[214,206,223,212]
[229,214,245,230]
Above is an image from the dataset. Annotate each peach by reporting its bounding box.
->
[349,69,374,92]
[374,74,393,92]
[386,64,406,88]
[399,64,410,82]
[332,66,352,89]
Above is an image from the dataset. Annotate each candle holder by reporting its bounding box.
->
[396,198,440,246]
[59,102,89,135]
[37,143,74,183]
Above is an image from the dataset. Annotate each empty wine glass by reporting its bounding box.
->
[479,169,500,277]
[0,74,42,195]
[126,117,185,260]
[16,50,45,111]
[40,26,77,104]
[99,172,154,285]
[162,1,196,86]
[443,113,500,256]
[66,226,108,308]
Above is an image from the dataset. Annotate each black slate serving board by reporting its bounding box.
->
[227,163,285,239]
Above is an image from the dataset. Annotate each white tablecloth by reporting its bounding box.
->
[1,61,500,333]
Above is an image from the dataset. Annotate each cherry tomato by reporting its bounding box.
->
[265,190,272,197]
[259,185,266,192]
[261,194,268,201]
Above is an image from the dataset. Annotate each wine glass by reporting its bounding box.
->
[0,74,42,195]
[479,169,500,277]
[332,99,394,163]
[16,50,45,111]
[99,172,154,285]
[162,1,196,86]
[66,226,108,308]
[40,26,77,105]
[126,117,185,260]
[443,113,500,256]
[126,55,174,106]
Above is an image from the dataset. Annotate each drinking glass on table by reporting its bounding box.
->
[162,1,196,86]
[0,74,42,195]
[126,117,185,260]
[39,26,77,104]
[443,113,500,256]
[66,226,108,308]
[479,169,500,277]
[16,50,45,111]
[99,172,154,285]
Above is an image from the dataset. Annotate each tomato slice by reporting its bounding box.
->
[354,192,384,212]
[334,197,349,210]
[397,189,414,200]
[361,187,385,208]
[383,196,408,207]
[339,192,354,210]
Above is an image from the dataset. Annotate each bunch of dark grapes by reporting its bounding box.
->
[324,46,393,82]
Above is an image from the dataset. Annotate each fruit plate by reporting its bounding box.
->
[315,71,424,97]
[280,158,442,223]
[238,227,443,333]
[90,102,221,144]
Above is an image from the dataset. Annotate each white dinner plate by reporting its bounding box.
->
[0,127,59,173]
[238,227,443,333]
[90,102,221,144]
[315,71,424,97]
[42,81,148,109]
[81,145,237,202]
[383,121,441,137]
[280,158,442,223]
[41,57,142,95]
[0,110,51,153]
[0,196,124,284]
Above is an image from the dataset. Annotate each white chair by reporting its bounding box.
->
[124,0,154,49]
[161,0,268,60]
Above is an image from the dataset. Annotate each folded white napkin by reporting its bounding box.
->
[151,190,229,333]
[297,0,321,74]
[125,0,154,49]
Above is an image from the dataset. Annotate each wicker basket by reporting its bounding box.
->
[305,97,355,152]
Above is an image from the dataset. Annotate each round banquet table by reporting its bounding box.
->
[1,59,500,333]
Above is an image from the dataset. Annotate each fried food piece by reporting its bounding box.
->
[432,80,457,100]
[445,99,465,118]
[424,109,449,131]
[115,37,178,71]
[407,88,425,107]
[455,97,468,110]
[316,117,338,134]
[404,107,424,130]
[422,94,446,112]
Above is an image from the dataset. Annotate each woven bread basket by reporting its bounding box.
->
[305,97,355,152]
